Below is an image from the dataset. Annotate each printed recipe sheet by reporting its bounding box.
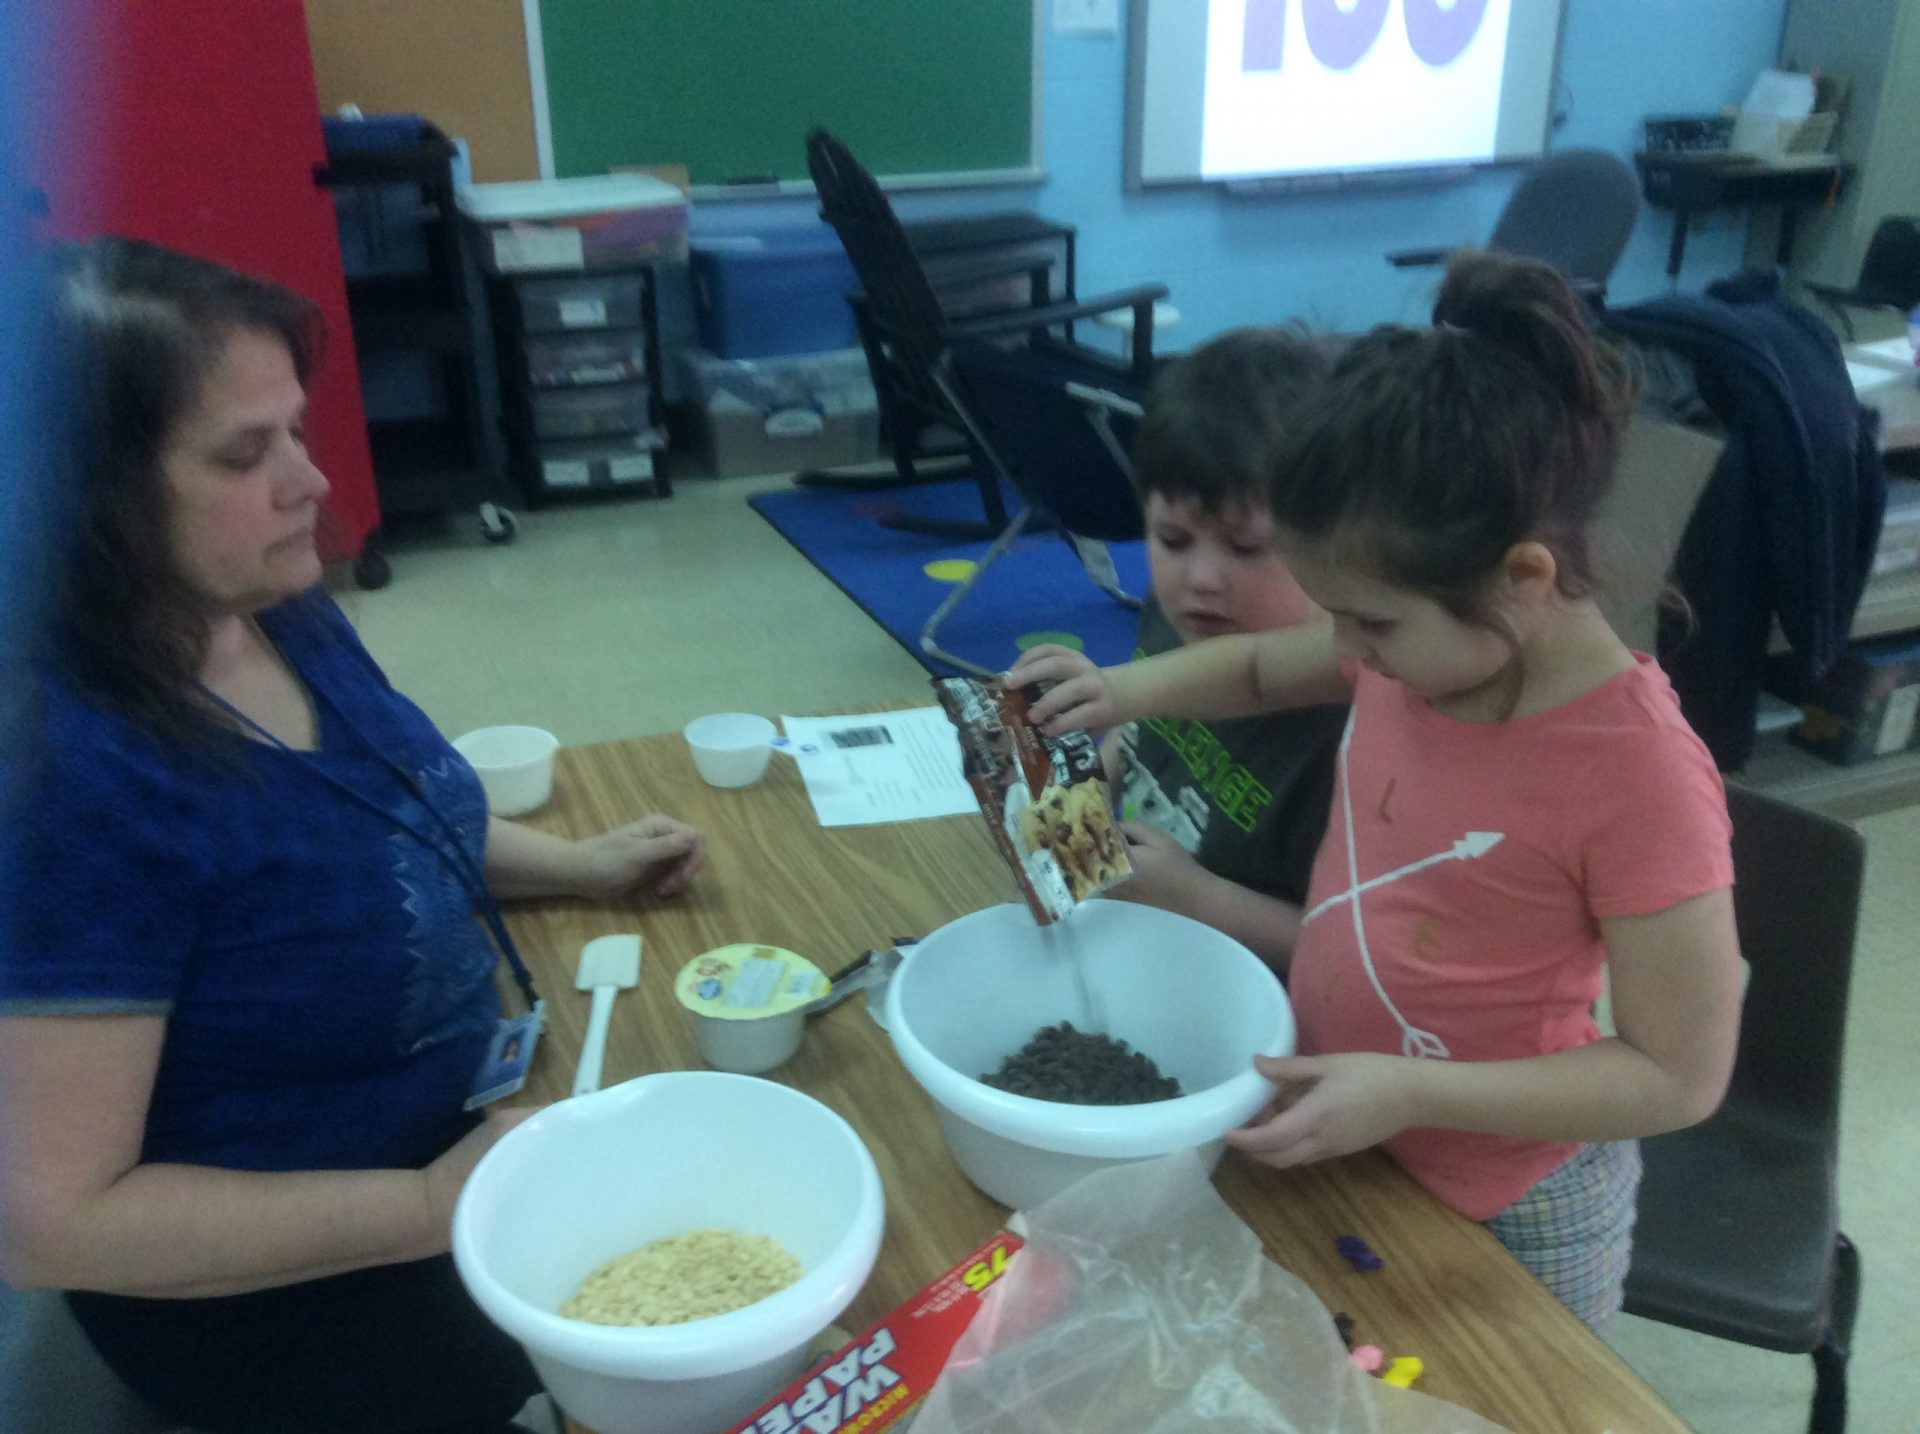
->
[780,709,977,827]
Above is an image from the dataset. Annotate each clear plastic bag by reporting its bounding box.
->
[910,1152,1512,1434]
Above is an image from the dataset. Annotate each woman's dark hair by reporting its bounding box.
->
[37,236,322,741]
[1269,250,1634,625]
[1133,325,1331,515]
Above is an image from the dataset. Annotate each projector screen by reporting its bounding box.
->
[1128,0,1567,188]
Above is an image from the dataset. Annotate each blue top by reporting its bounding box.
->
[0,594,501,1172]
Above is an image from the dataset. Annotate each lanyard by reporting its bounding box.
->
[198,683,542,1015]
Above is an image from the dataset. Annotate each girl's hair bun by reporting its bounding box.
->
[1433,250,1630,421]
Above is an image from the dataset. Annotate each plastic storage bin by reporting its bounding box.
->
[1872,476,1920,578]
[514,273,645,335]
[522,331,648,388]
[529,382,651,441]
[691,229,858,359]
[1789,633,1920,765]
[682,348,879,478]
[459,174,688,274]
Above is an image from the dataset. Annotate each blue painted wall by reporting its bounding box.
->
[695,0,1787,346]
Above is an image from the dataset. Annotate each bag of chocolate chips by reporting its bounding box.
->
[933,675,1131,924]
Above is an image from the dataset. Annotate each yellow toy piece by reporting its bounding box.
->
[1381,1356,1425,1389]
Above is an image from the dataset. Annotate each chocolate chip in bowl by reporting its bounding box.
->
[981,1022,1182,1105]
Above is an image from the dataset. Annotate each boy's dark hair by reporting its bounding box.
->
[1132,326,1331,514]
[37,236,323,743]
[1270,250,1635,625]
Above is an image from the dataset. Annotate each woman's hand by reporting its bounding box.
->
[569,815,706,899]
[1224,1053,1419,1169]
[1006,645,1124,736]
[421,1106,543,1236]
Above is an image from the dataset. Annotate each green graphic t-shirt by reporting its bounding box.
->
[1114,599,1347,905]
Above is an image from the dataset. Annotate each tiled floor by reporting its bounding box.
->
[334,477,932,748]
[341,476,1918,1434]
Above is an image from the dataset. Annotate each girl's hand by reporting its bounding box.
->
[1224,1053,1419,1169]
[1006,645,1122,735]
[570,815,706,899]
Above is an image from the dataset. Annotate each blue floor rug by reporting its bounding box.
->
[749,478,1148,675]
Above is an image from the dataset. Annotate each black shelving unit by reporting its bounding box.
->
[484,263,672,505]
[318,121,513,587]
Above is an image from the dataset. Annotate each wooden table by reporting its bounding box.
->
[505,735,1688,1434]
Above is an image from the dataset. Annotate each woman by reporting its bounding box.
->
[0,238,705,1433]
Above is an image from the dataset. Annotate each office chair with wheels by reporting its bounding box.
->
[1804,215,1920,340]
[807,128,1167,542]
[1624,784,1864,1434]
[1387,148,1641,300]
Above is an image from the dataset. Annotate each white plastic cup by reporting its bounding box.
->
[689,1009,806,1075]
[886,902,1294,1210]
[453,726,560,816]
[683,713,777,788]
[452,1072,884,1434]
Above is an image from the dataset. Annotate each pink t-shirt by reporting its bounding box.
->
[1289,655,1733,1220]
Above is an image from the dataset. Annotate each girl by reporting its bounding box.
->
[1010,251,1743,1329]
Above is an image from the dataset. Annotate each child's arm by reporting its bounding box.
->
[1013,621,1348,737]
[1227,888,1742,1166]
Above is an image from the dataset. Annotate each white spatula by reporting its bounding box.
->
[573,933,641,1097]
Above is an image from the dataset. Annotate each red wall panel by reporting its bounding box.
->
[35,0,379,556]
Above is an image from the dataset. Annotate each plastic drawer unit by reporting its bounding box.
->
[459,173,688,275]
[522,435,664,496]
[522,331,649,388]
[528,382,652,441]
[514,273,646,335]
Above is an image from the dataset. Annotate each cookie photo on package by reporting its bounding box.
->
[933,676,1131,924]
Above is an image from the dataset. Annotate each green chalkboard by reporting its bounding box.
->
[537,1,1038,186]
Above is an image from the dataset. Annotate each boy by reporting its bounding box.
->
[1104,330,1346,964]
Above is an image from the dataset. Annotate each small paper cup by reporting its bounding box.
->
[453,725,560,816]
[683,713,777,789]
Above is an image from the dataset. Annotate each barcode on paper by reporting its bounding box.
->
[829,726,894,749]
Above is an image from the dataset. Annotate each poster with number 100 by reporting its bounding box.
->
[1202,0,1513,179]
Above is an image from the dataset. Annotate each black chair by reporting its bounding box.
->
[807,128,1166,542]
[919,338,1149,673]
[1624,784,1863,1434]
[1388,148,1641,299]
[1804,216,1920,340]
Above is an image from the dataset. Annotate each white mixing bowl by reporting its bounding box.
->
[452,1072,883,1434]
[886,902,1294,1210]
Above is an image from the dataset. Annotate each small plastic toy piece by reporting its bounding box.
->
[1382,1356,1425,1389]
[1336,1234,1384,1271]
[1351,1344,1385,1374]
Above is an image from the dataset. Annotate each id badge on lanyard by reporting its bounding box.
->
[202,681,547,1105]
